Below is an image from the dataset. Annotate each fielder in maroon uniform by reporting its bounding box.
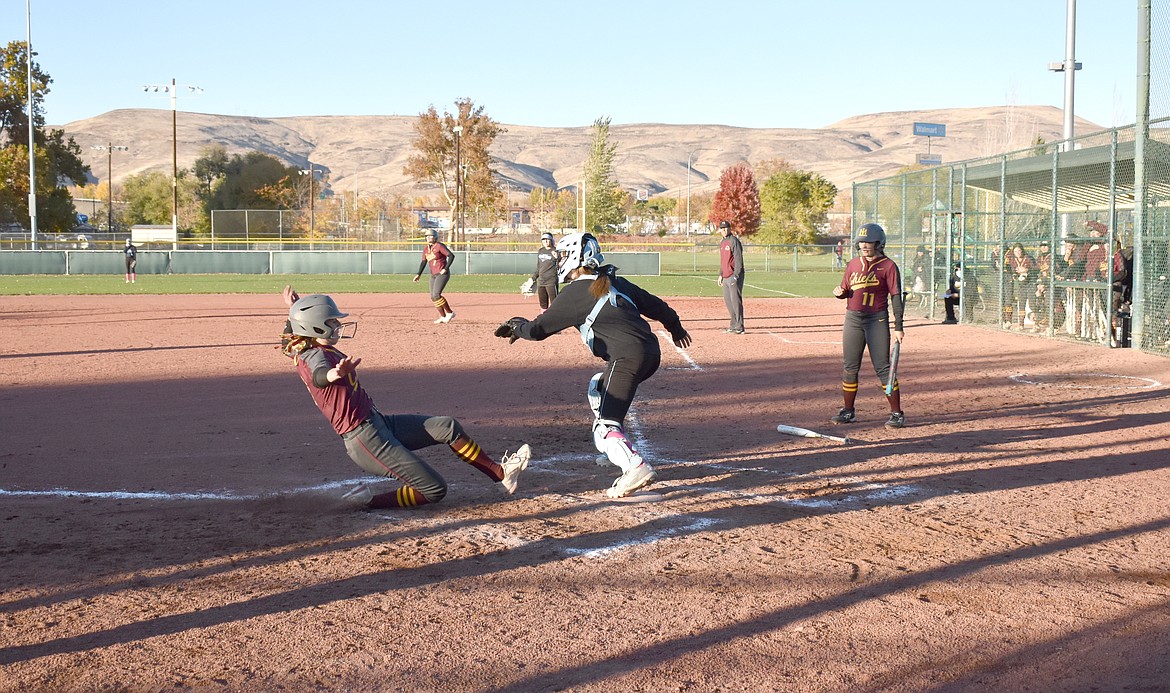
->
[279,286,528,509]
[831,223,906,429]
[413,230,456,323]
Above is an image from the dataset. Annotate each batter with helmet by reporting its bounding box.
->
[413,229,456,323]
[831,223,906,429]
[494,232,691,497]
[279,286,529,509]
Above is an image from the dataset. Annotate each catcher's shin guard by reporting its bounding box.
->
[587,372,603,417]
[592,418,643,473]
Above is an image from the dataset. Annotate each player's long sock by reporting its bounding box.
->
[886,387,902,413]
[450,434,503,481]
[842,381,858,411]
[370,486,428,508]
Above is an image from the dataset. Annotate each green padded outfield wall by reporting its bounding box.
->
[0,250,660,276]
[68,251,168,275]
[170,251,271,274]
[0,251,67,274]
[273,251,370,274]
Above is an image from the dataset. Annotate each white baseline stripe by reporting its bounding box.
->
[768,330,841,345]
[705,275,800,297]
[657,329,701,370]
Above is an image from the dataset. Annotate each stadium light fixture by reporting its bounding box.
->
[142,79,203,241]
[298,164,319,239]
[91,143,129,233]
[452,125,463,241]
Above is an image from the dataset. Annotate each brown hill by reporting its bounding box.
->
[63,106,1101,201]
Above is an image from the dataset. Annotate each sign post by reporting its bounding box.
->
[913,122,947,166]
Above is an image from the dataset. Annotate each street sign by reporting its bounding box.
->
[637,189,649,201]
[913,122,947,137]
[917,153,943,166]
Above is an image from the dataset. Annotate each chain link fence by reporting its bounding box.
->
[853,2,1169,355]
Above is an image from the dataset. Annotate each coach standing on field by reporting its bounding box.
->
[717,219,745,334]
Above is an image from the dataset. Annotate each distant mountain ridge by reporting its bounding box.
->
[62,105,1100,200]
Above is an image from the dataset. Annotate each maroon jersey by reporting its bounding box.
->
[1083,242,1108,281]
[422,241,453,275]
[839,255,902,313]
[295,345,374,435]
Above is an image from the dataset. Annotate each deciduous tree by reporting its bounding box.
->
[710,162,761,236]
[758,169,838,244]
[0,41,89,232]
[404,98,503,242]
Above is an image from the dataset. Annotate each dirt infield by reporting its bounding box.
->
[2,292,1169,692]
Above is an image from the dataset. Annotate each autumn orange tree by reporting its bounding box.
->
[710,162,761,237]
[404,98,504,242]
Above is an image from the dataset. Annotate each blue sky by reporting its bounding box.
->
[2,1,1141,130]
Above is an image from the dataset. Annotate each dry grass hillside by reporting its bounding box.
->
[62,105,1101,201]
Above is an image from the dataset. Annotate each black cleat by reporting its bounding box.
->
[885,411,906,429]
[830,408,856,425]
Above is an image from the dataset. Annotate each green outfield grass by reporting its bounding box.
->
[0,270,841,298]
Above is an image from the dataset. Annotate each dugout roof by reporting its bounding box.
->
[963,137,1170,213]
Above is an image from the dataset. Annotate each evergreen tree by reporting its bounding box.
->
[582,117,624,234]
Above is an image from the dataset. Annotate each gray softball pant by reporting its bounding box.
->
[723,274,744,331]
[841,310,892,385]
[341,412,463,503]
[429,272,450,300]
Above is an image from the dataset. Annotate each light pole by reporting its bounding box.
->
[143,79,202,240]
[299,164,318,239]
[25,0,37,248]
[92,143,128,233]
[686,147,711,239]
[451,125,463,242]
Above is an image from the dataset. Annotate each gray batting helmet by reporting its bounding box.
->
[855,223,887,252]
[288,294,348,338]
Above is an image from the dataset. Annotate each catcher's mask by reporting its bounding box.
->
[555,232,604,283]
[288,294,357,340]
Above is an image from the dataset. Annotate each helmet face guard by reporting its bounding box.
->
[288,294,357,340]
[555,232,604,283]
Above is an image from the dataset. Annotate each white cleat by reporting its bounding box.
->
[434,317,445,324]
[440,312,456,323]
[341,483,373,507]
[499,443,531,495]
[606,462,656,498]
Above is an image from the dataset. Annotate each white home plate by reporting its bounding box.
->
[611,491,665,502]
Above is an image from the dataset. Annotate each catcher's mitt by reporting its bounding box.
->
[493,316,529,344]
[520,277,535,296]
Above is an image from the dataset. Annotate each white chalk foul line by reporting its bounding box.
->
[563,517,717,558]
[705,275,800,297]
[767,330,841,345]
[1009,372,1162,389]
[657,329,702,370]
[0,478,366,502]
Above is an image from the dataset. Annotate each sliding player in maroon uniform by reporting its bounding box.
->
[831,223,906,429]
[280,286,528,509]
